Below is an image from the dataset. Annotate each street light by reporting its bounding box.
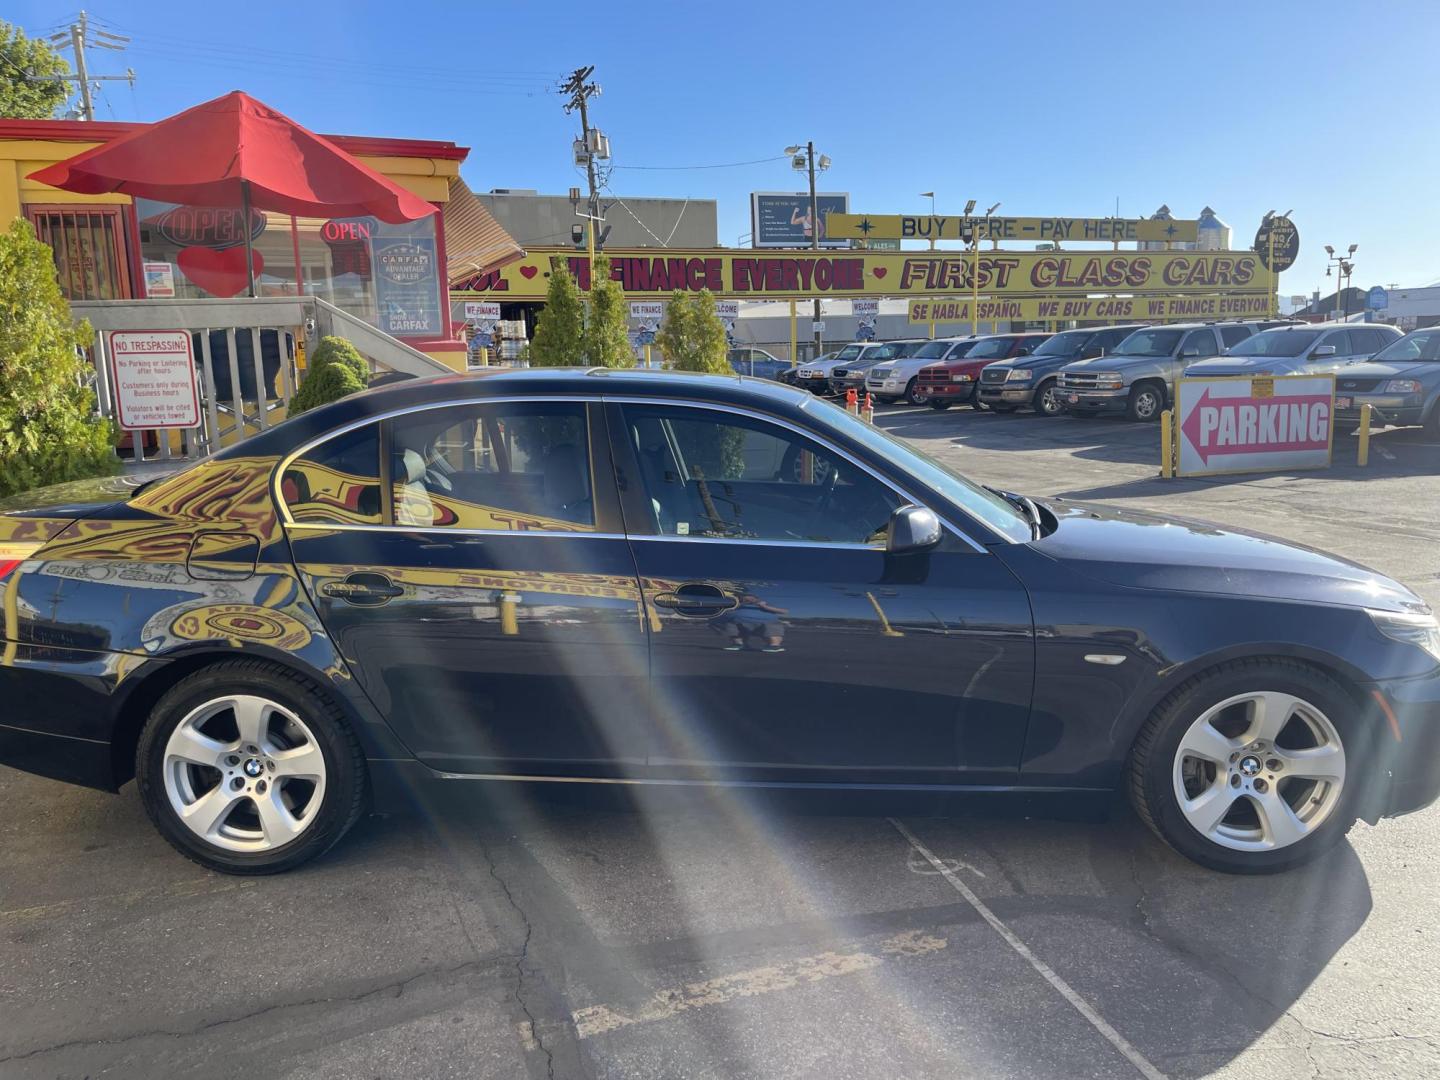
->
[1325,244,1358,320]
[784,142,830,359]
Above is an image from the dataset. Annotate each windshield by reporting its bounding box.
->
[1227,329,1321,357]
[911,339,959,360]
[1031,330,1091,358]
[857,344,902,363]
[892,341,929,357]
[1113,328,1183,356]
[1372,329,1440,363]
[964,337,1018,360]
[801,397,1032,543]
[831,344,863,362]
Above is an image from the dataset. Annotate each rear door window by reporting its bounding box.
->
[1219,325,1252,347]
[281,424,382,525]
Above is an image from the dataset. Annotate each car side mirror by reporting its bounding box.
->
[1179,346,1202,358]
[1081,345,1102,359]
[1311,345,1337,358]
[886,505,942,554]
[1017,346,1033,356]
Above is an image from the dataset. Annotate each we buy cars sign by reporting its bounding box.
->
[1176,375,1334,477]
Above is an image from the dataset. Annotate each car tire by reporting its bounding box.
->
[1033,380,1063,417]
[928,400,952,411]
[136,659,367,875]
[1424,402,1440,440]
[1126,382,1165,422]
[1128,659,1369,874]
[904,379,927,406]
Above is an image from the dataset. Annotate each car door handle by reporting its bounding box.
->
[321,572,404,606]
[652,583,739,618]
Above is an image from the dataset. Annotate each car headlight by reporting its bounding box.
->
[1095,374,1124,389]
[1384,379,1423,393]
[952,373,973,382]
[1007,368,1033,381]
[1369,609,1440,662]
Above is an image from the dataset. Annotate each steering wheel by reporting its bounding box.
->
[798,462,841,539]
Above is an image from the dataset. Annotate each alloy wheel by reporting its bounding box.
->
[1171,690,1346,852]
[163,694,328,852]
[1037,383,1062,416]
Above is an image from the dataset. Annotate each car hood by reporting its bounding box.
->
[1185,355,1301,374]
[1339,359,1439,380]
[1030,498,1426,614]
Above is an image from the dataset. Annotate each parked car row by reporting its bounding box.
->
[730,319,1438,434]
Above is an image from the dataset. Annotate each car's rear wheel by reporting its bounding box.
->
[1129,660,1364,873]
[904,379,927,406]
[1034,379,1063,417]
[1127,382,1165,422]
[137,660,366,875]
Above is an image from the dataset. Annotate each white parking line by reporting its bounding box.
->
[889,818,1169,1080]
[567,929,948,1040]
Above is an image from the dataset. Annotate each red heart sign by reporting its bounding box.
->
[518,265,538,279]
[177,246,263,298]
[872,267,887,279]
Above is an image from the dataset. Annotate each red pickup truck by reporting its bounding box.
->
[913,332,1051,410]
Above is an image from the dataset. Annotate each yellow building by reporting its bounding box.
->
[0,117,518,371]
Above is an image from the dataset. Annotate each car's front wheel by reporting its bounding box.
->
[1129,660,1364,873]
[1127,382,1165,422]
[137,660,367,875]
[1034,379,1064,417]
[904,379,927,406]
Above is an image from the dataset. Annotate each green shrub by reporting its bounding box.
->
[290,335,368,414]
[656,290,729,374]
[529,258,584,366]
[0,219,117,496]
[581,255,635,368]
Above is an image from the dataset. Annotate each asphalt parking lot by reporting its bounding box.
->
[2,405,1437,1080]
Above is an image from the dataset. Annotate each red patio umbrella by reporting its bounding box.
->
[29,90,436,297]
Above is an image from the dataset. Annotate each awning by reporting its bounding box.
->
[444,177,525,286]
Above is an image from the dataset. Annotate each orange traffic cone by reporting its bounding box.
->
[861,392,874,424]
[846,387,858,414]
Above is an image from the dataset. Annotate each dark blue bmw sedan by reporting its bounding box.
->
[0,369,1436,875]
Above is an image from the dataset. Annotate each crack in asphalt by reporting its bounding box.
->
[0,955,515,1066]
[476,831,558,1080]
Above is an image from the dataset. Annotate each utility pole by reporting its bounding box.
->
[42,12,134,121]
[561,66,606,281]
[807,140,821,357]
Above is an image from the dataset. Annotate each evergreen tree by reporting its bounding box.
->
[529,258,585,366]
[289,335,369,415]
[0,219,117,496]
[581,255,635,368]
[656,290,729,373]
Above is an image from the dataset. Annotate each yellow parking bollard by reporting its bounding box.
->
[1358,404,1372,467]
[1160,409,1175,478]
[496,591,521,636]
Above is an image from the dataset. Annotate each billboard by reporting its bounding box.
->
[829,214,1200,245]
[751,192,850,248]
[456,246,1271,303]
[1176,375,1334,477]
[907,294,1273,324]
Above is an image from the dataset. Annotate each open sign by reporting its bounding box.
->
[321,219,374,243]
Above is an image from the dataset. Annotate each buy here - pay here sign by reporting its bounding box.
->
[1176,375,1334,477]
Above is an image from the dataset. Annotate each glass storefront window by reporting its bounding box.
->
[135,199,444,340]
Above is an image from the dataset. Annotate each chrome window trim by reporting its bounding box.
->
[272,392,991,552]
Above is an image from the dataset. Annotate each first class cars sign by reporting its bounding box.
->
[455,247,1269,300]
[108,330,201,431]
[1176,375,1334,477]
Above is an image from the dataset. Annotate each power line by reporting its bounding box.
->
[612,154,788,171]
[37,11,135,121]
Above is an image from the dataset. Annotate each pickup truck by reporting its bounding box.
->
[977,324,1146,416]
[1056,322,1270,422]
[794,342,865,395]
[912,333,1051,410]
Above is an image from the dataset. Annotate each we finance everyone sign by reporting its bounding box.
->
[1176,375,1334,477]
[454,248,1267,301]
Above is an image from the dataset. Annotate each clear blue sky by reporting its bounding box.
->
[17,0,1440,296]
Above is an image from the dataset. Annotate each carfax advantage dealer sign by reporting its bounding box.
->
[1176,375,1335,477]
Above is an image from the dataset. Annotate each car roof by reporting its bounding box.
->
[218,367,820,460]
